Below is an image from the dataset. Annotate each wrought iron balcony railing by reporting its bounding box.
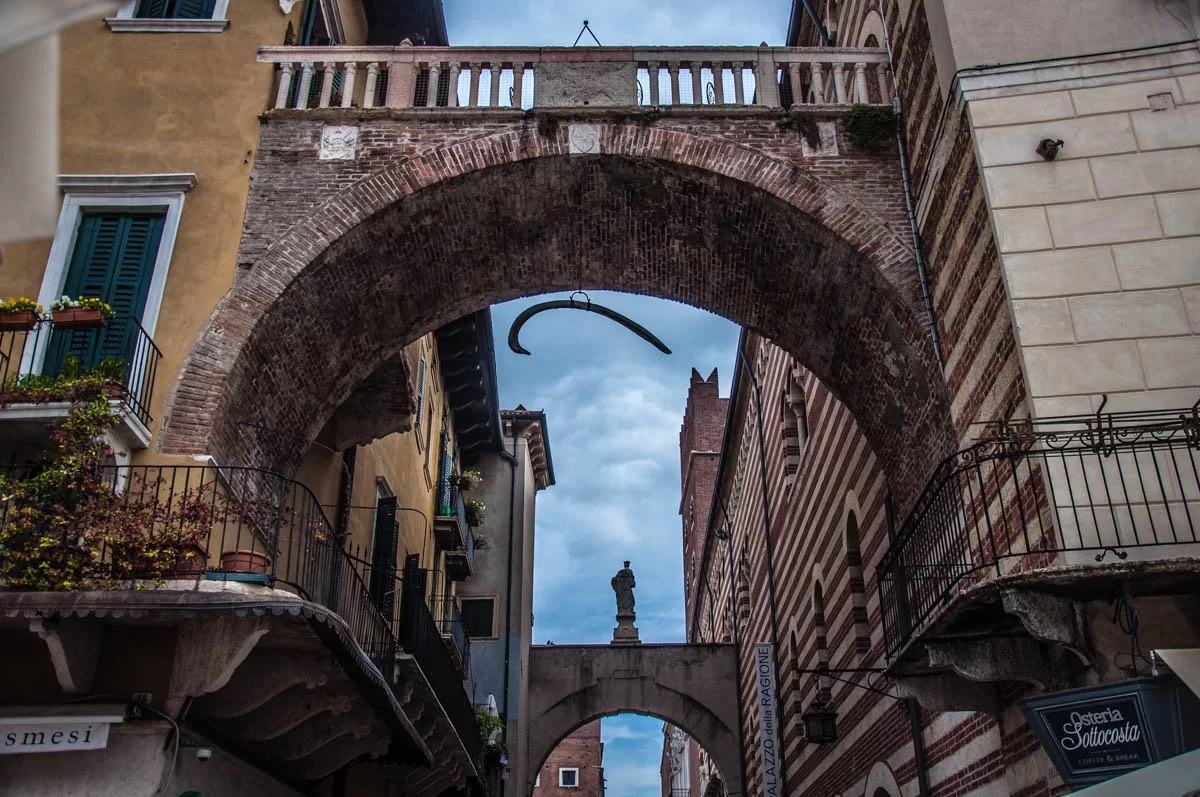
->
[0,317,162,427]
[430,594,471,673]
[878,405,1200,658]
[258,45,891,112]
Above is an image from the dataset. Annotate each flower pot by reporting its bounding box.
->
[0,311,38,331]
[102,380,127,400]
[220,549,272,574]
[52,308,105,329]
[171,544,209,576]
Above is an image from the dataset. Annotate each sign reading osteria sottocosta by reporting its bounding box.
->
[1022,677,1200,789]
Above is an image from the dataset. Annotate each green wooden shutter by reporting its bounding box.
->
[138,0,215,18]
[136,0,169,17]
[44,212,164,379]
[368,497,398,623]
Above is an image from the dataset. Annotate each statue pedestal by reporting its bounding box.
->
[612,613,640,645]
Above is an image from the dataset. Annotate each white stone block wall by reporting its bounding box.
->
[965,43,1200,419]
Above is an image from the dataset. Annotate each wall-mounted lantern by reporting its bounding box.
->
[802,699,838,744]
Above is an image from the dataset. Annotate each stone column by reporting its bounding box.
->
[690,62,703,104]
[668,62,681,105]
[341,62,356,108]
[318,62,335,107]
[876,64,892,105]
[853,62,869,103]
[832,64,848,104]
[809,61,825,104]
[362,62,379,108]
[648,61,660,105]
[448,63,462,107]
[468,62,481,106]
[273,62,293,109]
[296,61,315,109]
[788,62,803,106]
[732,62,745,105]
[488,62,501,107]
[712,62,725,104]
[425,63,441,107]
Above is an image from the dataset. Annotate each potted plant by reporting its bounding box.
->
[51,296,115,329]
[220,549,272,574]
[0,297,42,331]
[464,498,486,527]
[454,469,483,491]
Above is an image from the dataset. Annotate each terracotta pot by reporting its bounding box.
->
[220,549,272,574]
[52,308,105,329]
[171,544,208,576]
[102,380,127,399]
[0,311,38,331]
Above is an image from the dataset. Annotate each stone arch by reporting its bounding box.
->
[162,123,954,506]
[527,645,742,797]
[863,760,902,797]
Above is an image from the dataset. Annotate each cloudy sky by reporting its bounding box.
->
[441,2,794,793]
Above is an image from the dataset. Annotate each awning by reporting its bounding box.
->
[1069,747,1200,796]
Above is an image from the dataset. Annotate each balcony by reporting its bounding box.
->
[429,594,471,678]
[434,480,475,581]
[258,45,891,112]
[878,406,1200,684]
[0,462,480,785]
[0,318,161,454]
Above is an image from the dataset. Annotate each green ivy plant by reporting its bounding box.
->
[844,104,897,154]
[474,704,507,775]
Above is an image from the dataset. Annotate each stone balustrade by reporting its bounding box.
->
[257,45,891,111]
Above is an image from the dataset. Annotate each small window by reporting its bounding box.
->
[559,768,579,788]
[136,0,216,18]
[462,597,497,638]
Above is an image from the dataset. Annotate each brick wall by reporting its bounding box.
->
[679,368,729,630]
[534,721,603,797]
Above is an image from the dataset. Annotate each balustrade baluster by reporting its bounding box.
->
[296,61,315,109]
[712,62,725,104]
[808,62,825,105]
[274,61,294,109]
[732,62,745,105]
[488,62,501,107]
[648,61,661,105]
[831,63,848,105]
[341,62,357,108]
[426,63,441,108]
[448,63,462,107]
[468,63,481,107]
[853,62,869,104]
[319,62,335,107]
[668,62,681,106]
[689,63,702,105]
[876,64,891,106]
[787,63,803,106]
[363,62,380,108]
[511,63,524,108]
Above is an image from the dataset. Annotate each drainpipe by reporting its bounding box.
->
[876,0,944,371]
[498,428,519,795]
[906,697,932,797]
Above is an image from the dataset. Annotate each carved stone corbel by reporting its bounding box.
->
[926,637,1053,689]
[288,722,390,780]
[1002,589,1091,666]
[30,617,103,694]
[167,616,270,713]
[196,651,334,718]
[894,672,998,713]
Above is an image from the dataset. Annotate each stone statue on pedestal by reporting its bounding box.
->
[611,560,640,645]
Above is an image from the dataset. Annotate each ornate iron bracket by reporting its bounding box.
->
[507,291,672,356]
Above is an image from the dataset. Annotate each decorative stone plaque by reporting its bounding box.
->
[568,123,602,155]
[318,125,358,160]
[801,121,839,157]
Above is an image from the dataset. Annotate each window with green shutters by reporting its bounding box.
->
[135,0,217,18]
[43,212,164,381]
[368,495,398,624]
[461,598,497,638]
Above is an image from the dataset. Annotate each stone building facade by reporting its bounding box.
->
[532,721,605,797]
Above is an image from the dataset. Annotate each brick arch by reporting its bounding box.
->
[162,123,954,505]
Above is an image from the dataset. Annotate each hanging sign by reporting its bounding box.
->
[1023,677,1200,788]
[754,644,782,797]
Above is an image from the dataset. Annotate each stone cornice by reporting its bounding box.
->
[59,173,197,194]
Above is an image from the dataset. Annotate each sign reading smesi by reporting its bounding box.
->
[0,721,112,754]
[754,644,781,797]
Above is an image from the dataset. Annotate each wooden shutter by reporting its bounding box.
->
[414,356,427,429]
[368,496,398,623]
[172,0,216,18]
[44,213,163,379]
[136,0,169,17]
[461,598,496,638]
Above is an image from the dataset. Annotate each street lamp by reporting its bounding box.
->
[801,699,838,744]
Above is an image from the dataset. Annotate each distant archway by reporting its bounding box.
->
[163,122,955,507]
[526,644,742,797]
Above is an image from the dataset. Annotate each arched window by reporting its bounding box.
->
[736,551,752,636]
[845,511,872,653]
[782,365,810,490]
[812,580,831,702]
